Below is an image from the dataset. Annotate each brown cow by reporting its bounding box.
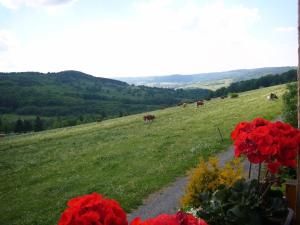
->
[196,100,204,107]
[267,93,278,100]
[143,114,155,122]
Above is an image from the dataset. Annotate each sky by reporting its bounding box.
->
[0,0,297,77]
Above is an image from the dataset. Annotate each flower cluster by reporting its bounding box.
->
[58,193,208,225]
[231,118,300,173]
[130,211,208,225]
[58,193,128,225]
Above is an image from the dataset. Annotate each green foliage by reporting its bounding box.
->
[23,120,33,131]
[282,83,297,127]
[34,116,44,132]
[13,118,34,133]
[14,118,24,133]
[229,93,239,98]
[196,179,288,225]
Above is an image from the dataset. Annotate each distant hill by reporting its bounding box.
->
[0,70,210,119]
[117,67,296,88]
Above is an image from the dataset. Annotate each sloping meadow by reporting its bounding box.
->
[0,85,285,225]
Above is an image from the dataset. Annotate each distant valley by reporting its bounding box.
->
[117,66,296,89]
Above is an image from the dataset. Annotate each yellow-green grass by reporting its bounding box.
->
[0,85,285,225]
[180,78,233,90]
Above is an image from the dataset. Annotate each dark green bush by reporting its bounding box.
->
[196,179,288,225]
[229,93,239,98]
[282,83,297,127]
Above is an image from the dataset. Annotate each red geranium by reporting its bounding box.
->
[130,212,208,225]
[58,194,209,225]
[58,193,128,225]
[231,118,300,174]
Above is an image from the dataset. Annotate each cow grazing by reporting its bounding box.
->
[196,100,204,107]
[143,114,155,122]
[267,93,278,101]
[182,103,187,108]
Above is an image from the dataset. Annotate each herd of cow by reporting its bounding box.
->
[143,100,206,122]
[142,93,279,123]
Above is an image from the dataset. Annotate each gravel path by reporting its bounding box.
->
[127,146,241,221]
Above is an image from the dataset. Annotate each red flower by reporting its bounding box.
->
[231,122,252,141]
[130,212,208,225]
[252,118,270,128]
[130,214,178,225]
[267,162,281,174]
[232,118,300,174]
[58,193,128,225]
[176,211,208,225]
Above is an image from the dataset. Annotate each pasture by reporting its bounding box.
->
[0,85,285,225]
[179,78,233,90]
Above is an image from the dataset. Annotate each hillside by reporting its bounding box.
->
[117,66,296,88]
[0,84,285,225]
[0,70,210,132]
[0,71,210,117]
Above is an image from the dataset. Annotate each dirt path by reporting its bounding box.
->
[127,146,241,221]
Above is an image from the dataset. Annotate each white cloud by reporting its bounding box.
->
[0,0,297,76]
[276,26,296,32]
[0,30,21,70]
[0,0,76,9]
[0,30,17,51]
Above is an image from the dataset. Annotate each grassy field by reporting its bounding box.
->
[0,85,285,225]
[180,78,233,90]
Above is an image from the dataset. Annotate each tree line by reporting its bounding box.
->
[0,116,44,133]
[0,115,103,134]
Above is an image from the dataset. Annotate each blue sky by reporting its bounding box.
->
[0,0,297,77]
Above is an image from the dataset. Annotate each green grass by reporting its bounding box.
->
[0,85,285,225]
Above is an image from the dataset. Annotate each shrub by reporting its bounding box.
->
[282,83,297,127]
[196,179,288,225]
[181,157,243,207]
[229,93,239,98]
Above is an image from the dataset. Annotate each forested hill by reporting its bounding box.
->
[211,69,297,98]
[0,70,210,117]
